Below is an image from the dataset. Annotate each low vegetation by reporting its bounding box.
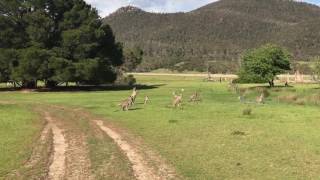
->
[242,107,252,115]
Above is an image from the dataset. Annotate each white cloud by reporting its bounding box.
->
[84,0,320,17]
[85,0,218,17]
[85,0,129,17]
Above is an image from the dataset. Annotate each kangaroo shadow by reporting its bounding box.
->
[128,107,143,111]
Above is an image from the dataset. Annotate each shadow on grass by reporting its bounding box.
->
[247,85,294,89]
[0,84,166,92]
[128,108,143,111]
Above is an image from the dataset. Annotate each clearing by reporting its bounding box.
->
[1,75,320,179]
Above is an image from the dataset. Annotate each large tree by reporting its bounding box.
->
[122,46,143,72]
[0,0,123,88]
[238,44,291,87]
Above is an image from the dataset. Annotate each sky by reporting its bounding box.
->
[84,0,320,17]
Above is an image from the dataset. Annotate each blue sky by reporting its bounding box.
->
[84,0,320,17]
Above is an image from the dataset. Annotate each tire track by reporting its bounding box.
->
[95,120,166,180]
[45,112,67,180]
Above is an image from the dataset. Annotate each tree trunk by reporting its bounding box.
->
[22,80,36,89]
[269,80,274,87]
[45,80,57,88]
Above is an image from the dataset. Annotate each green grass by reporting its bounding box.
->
[1,76,320,179]
[0,104,42,178]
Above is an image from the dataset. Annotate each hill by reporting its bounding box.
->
[104,0,320,72]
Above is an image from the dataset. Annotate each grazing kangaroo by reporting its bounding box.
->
[172,92,183,108]
[144,95,149,105]
[189,91,201,102]
[256,93,265,104]
[119,96,133,111]
[130,87,138,105]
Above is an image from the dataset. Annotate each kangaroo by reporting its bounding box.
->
[256,93,265,104]
[189,91,200,102]
[119,96,133,111]
[172,92,183,108]
[130,87,138,105]
[144,95,149,105]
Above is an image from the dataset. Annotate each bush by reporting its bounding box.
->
[243,107,252,115]
[126,75,136,86]
[237,44,291,86]
[116,74,136,86]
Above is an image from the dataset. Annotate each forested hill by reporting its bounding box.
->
[104,0,320,72]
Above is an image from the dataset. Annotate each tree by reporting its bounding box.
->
[11,48,51,88]
[0,0,123,88]
[237,44,291,87]
[0,49,18,82]
[122,46,143,72]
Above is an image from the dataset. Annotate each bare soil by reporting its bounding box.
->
[45,112,67,180]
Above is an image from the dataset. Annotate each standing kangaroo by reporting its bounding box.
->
[172,92,183,108]
[256,93,265,104]
[130,87,138,105]
[144,95,149,105]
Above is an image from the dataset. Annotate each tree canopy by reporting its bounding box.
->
[237,44,291,86]
[121,46,143,72]
[0,0,123,88]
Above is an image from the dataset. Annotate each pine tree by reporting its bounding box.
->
[0,0,123,88]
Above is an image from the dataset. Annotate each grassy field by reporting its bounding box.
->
[0,104,43,178]
[1,75,320,179]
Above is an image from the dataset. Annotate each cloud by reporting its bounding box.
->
[84,0,320,17]
[84,0,218,17]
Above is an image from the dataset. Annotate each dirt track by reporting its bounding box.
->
[28,106,180,180]
[46,112,67,180]
[95,120,160,180]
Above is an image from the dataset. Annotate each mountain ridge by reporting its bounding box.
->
[104,0,320,72]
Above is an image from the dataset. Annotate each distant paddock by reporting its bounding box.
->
[130,73,317,83]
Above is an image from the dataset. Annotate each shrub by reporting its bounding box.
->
[126,75,136,86]
[243,107,252,115]
[116,74,136,86]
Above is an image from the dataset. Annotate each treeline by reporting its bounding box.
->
[0,0,123,88]
[105,0,320,73]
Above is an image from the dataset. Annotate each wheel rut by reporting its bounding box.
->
[94,120,179,180]
[45,112,67,180]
